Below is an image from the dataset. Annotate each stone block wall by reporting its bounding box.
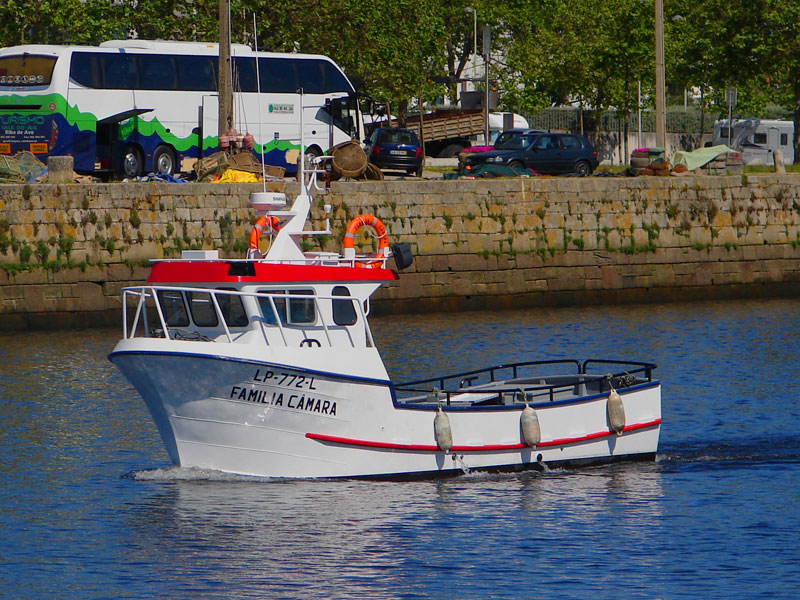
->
[336,174,800,312]
[2,174,800,329]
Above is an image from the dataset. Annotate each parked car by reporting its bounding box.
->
[493,128,544,149]
[364,127,424,176]
[463,132,598,176]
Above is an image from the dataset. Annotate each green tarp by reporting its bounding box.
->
[672,145,735,171]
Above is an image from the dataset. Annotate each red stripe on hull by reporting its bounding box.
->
[148,260,398,284]
[306,418,662,452]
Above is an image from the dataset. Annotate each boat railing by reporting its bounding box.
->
[394,359,657,406]
[121,285,374,349]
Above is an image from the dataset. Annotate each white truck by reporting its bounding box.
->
[711,119,794,164]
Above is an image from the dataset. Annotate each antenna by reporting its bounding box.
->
[253,13,266,191]
[298,86,305,196]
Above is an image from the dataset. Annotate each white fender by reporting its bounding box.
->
[607,388,626,434]
[520,404,541,448]
[434,406,453,453]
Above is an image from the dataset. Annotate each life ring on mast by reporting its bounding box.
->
[249,216,281,253]
[343,214,389,268]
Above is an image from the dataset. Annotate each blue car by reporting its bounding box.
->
[364,127,424,177]
[463,132,598,176]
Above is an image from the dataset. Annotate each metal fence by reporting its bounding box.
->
[526,107,718,135]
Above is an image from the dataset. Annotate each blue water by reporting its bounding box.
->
[2,298,799,599]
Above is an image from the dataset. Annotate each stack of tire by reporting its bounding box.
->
[630,149,652,176]
[649,160,672,176]
[725,152,744,175]
[706,155,728,175]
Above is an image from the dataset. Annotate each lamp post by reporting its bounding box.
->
[464,7,477,81]
[655,0,666,153]
[483,24,490,145]
[218,0,233,138]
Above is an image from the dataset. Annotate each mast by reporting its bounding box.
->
[218,0,233,136]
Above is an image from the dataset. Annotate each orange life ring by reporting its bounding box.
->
[343,214,389,268]
[249,216,281,251]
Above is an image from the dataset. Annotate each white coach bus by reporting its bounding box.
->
[0,39,363,177]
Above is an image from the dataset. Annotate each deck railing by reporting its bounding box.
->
[394,359,657,405]
[121,285,374,349]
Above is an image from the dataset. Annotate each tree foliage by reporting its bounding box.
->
[4,0,800,156]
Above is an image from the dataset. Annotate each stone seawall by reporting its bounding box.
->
[2,174,800,330]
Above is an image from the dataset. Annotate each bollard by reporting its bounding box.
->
[774,149,786,174]
[47,155,74,184]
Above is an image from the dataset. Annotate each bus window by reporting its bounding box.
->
[187,291,218,327]
[332,286,357,326]
[176,55,216,91]
[295,60,325,93]
[0,55,57,86]
[138,55,178,91]
[259,57,296,94]
[157,290,189,327]
[102,53,137,89]
[321,60,351,93]
[70,52,101,88]
[233,57,257,93]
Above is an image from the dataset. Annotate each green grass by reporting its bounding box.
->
[423,166,459,174]
[743,164,800,174]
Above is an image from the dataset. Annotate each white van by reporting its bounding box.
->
[711,119,794,164]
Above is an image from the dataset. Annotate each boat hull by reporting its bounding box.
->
[111,346,661,479]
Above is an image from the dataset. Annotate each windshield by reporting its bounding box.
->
[323,95,360,138]
[378,129,418,145]
[0,55,57,86]
[498,134,536,151]
[494,131,519,148]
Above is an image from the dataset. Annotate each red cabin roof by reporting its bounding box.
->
[147,260,399,285]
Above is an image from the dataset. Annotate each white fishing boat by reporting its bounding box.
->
[109,157,661,479]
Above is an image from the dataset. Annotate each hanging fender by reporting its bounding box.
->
[342,214,389,268]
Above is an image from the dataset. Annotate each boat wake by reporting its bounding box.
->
[126,466,283,483]
[657,437,800,469]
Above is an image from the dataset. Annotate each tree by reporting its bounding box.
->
[759,0,800,162]
[0,0,125,46]
[247,0,447,120]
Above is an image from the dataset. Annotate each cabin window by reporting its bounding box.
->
[258,290,285,325]
[187,291,218,327]
[754,132,767,145]
[332,286,357,326]
[156,290,190,327]
[258,289,315,325]
[289,290,315,323]
[781,133,788,146]
[216,288,248,327]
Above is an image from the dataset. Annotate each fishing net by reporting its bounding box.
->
[14,151,47,182]
[0,155,25,183]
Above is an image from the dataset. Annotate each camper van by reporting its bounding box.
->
[711,119,794,165]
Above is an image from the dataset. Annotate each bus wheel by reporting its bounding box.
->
[305,146,322,164]
[121,145,143,178]
[153,145,177,176]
